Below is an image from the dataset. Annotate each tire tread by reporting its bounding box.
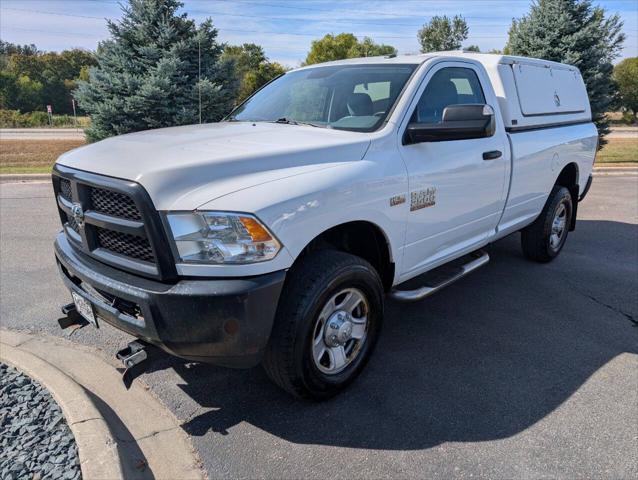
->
[263,249,382,398]
[521,185,572,263]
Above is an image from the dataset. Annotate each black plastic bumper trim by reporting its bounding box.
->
[54,232,286,368]
[579,174,593,202]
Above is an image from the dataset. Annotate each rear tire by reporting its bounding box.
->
[521,185,573,263]
[263,250,384,400]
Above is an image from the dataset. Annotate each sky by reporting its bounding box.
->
[1,0,636,67]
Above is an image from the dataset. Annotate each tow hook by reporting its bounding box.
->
[116,340,159,390]
[57,303,89,333]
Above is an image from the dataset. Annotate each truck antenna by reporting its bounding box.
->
[198,35,202,125]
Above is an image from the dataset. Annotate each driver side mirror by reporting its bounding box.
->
[404,104,496,144]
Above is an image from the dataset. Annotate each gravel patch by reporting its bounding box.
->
[1,363,81,480]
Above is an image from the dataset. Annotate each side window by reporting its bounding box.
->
[411,67,485,124]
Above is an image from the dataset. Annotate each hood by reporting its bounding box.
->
[57,122,371,210]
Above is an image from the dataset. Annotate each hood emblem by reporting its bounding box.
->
[71,203,85,228]
[553,92,561,107]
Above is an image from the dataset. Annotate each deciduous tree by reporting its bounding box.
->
[0,42,95,113]
[223,43,286,102]
[304,33,396,65]
[418,15,468,52]
[613,57,638,123]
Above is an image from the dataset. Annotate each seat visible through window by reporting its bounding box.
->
[412,67,486,124]
[346,93,374,116]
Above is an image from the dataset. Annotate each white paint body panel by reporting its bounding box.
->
[57,122,371,211]
[494,123,597,240]
[395,60,511,281]
[55,53,596,283]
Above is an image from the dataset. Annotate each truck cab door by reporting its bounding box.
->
[397,61,509,281]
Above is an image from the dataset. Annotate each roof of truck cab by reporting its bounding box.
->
[294,52,578,72]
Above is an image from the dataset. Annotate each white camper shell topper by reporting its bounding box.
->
[52,52,598,399]
[473,53,592,130]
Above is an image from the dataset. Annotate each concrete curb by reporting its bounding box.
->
[0,329,205,480]
[1,333,123,480]
[593,167,638,175]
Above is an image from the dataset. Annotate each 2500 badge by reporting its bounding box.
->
[410,187,436,211]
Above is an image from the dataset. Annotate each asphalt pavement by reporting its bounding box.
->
[1,177,637,479]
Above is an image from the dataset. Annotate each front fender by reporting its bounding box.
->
[198,158,409,280]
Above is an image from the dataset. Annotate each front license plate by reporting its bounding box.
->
[72,291,97,327]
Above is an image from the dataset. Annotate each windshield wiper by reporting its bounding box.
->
[274,117,297,124]
[272,117,321,128]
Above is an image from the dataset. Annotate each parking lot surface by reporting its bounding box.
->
[1,176,636,479]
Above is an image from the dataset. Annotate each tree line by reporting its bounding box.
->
[0,41,95,114]
[1,0,635,143]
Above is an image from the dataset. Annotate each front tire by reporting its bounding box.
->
[263,250,384,399]
[521,185,573,262]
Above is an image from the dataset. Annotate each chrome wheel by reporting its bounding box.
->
[311,288,369,375]
[550,202,567,250]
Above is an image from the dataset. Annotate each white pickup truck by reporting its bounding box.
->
[53,52,597,398]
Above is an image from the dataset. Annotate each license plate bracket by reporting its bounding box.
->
[72,291,98,327]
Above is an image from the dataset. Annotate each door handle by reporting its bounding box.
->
[483,150,502,160]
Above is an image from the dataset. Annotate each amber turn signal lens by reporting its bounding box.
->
[239,216,273,242]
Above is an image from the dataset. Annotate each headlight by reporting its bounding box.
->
[166,212,281,264]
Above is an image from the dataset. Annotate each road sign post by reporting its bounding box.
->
[46,105,52,127]
[71,99,77,128]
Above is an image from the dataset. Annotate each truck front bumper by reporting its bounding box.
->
[54,232,286,368]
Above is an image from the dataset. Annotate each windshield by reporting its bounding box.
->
[226,64,418,132]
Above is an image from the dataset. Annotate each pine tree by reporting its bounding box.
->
[75,0,237,142]
[507,0,625,146]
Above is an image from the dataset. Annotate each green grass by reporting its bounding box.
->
[596,137,638,164]
[0,109,90,129]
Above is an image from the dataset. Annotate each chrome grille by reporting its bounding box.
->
[96,228,155,263]
[90,187,141,220]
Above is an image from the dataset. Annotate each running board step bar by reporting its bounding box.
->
[390,250,490,302]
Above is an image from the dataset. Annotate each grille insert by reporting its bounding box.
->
[66,213,80,234]
[90,187,142,221]
[60,179,72,201]
[96,227,154,263]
